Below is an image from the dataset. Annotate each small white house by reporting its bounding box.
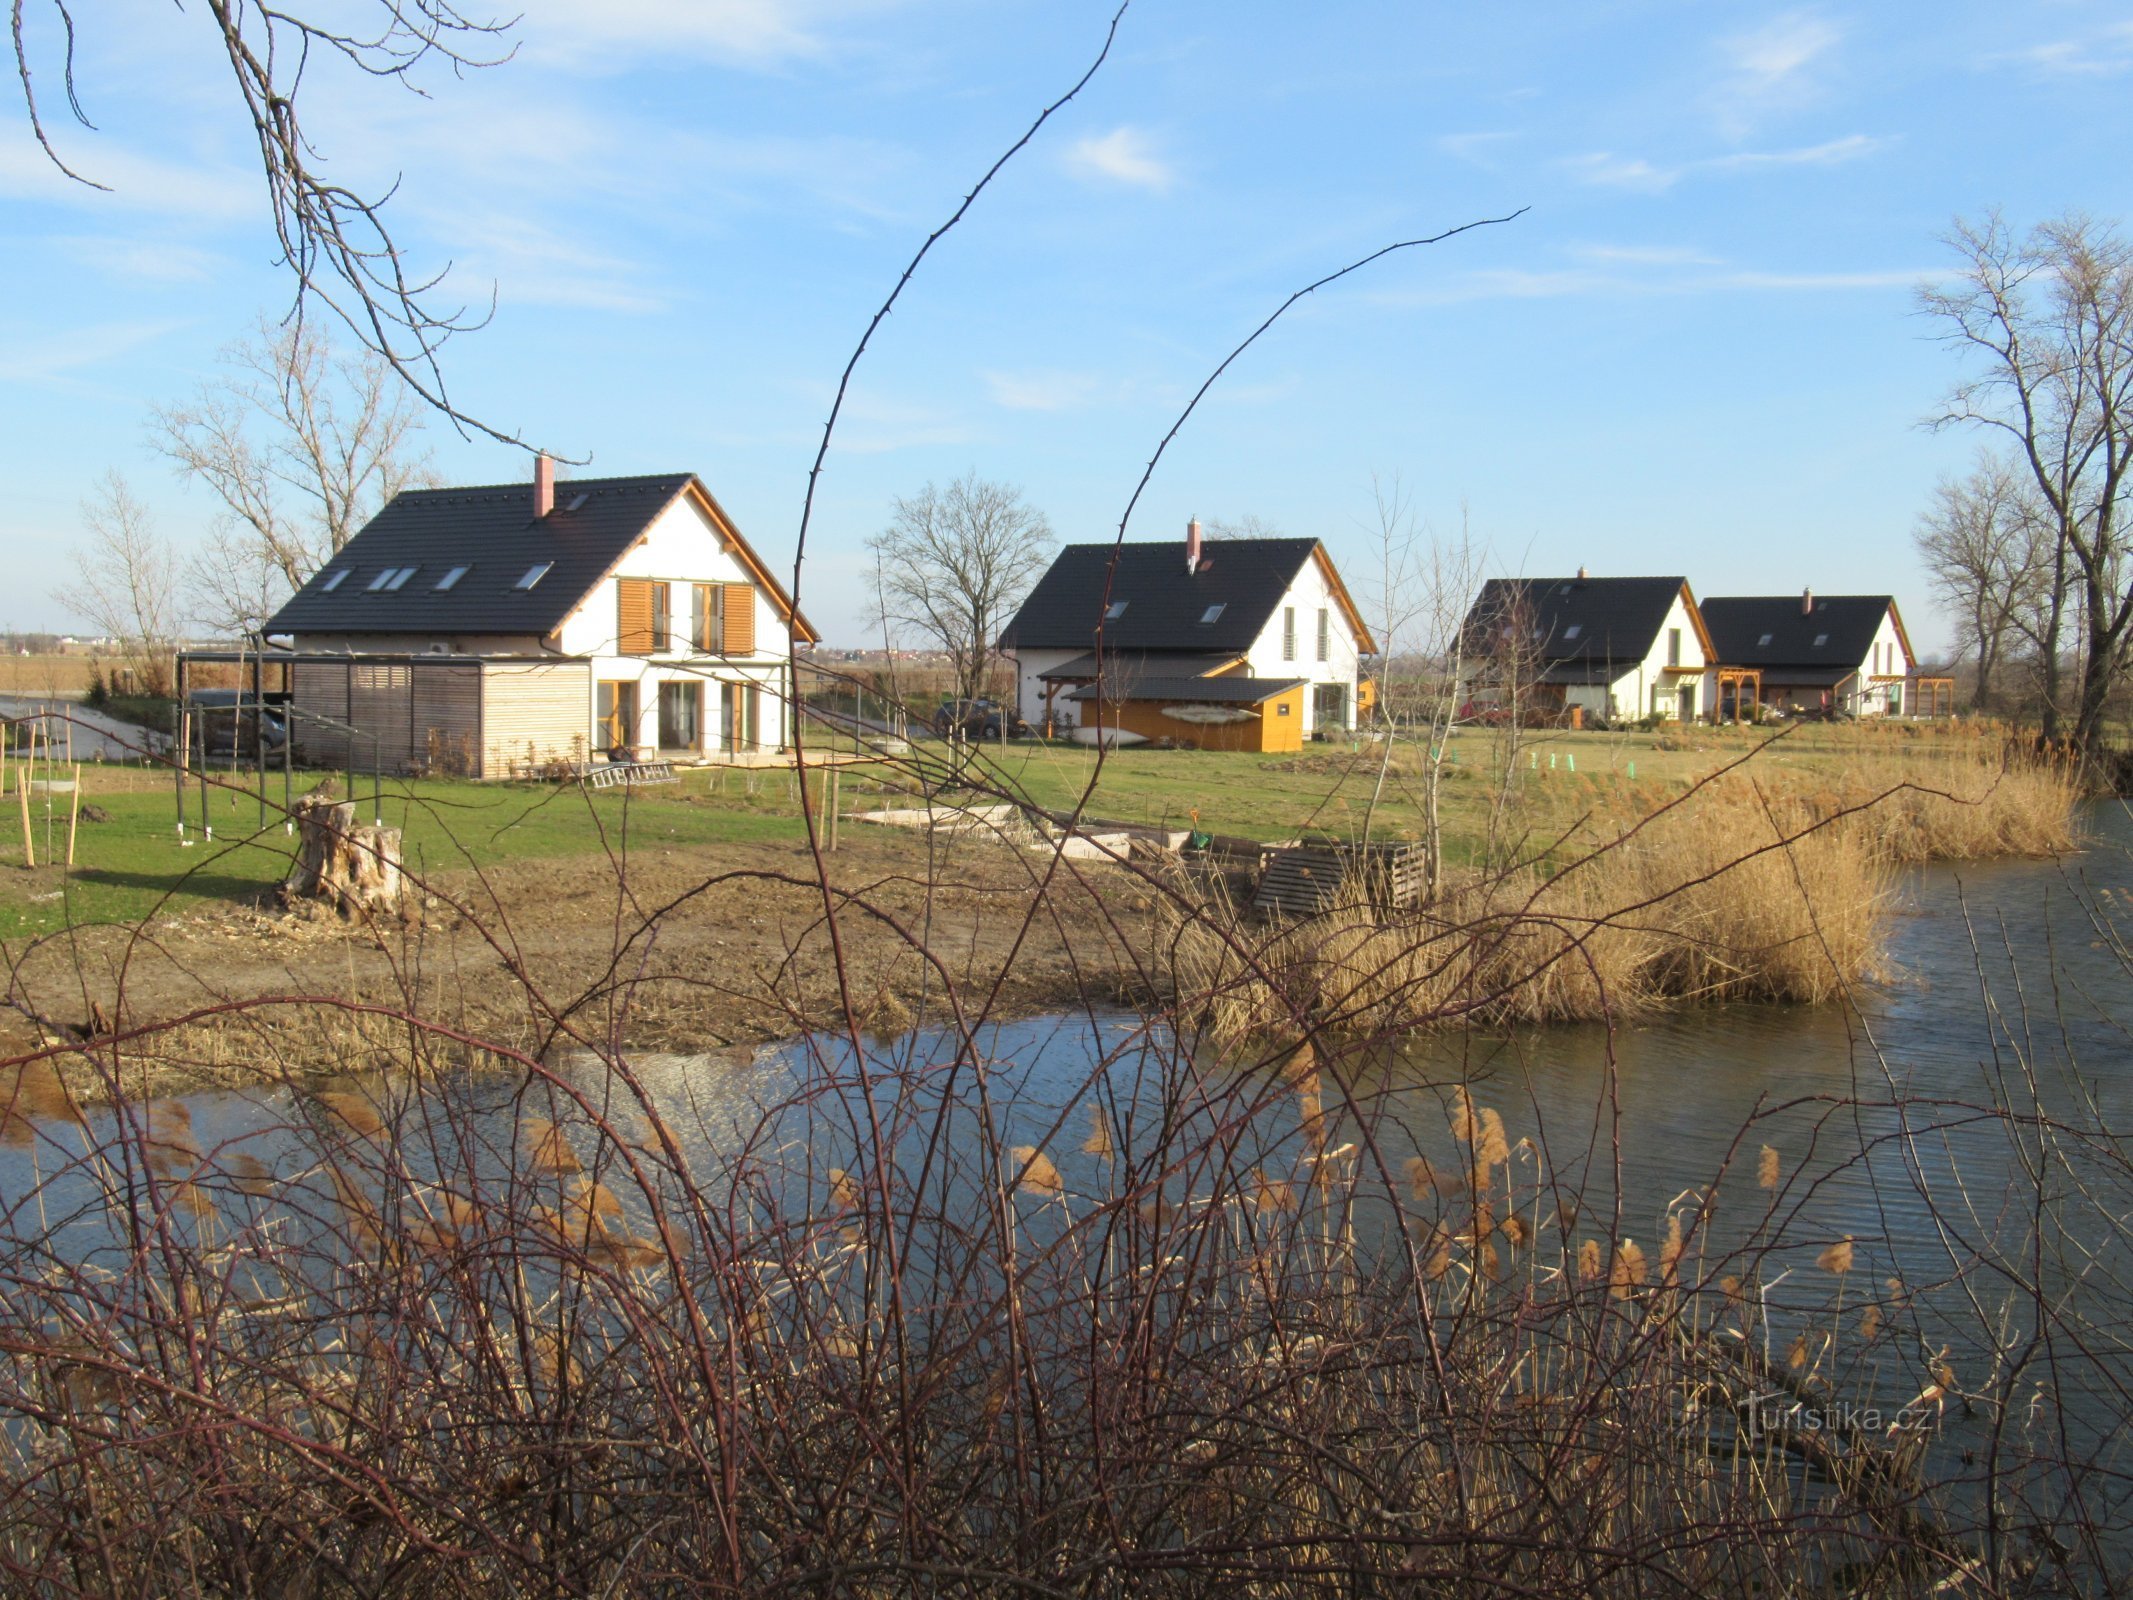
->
[1700,592,1918,717]
[999,522,1374,751]
[259,461,817,777]
[1460,575,1715,722]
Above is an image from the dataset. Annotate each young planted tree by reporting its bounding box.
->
[1913,452,2054,713]
[867,473,1055,707]
[51,472,183,698]
[155,321,435,636]
[1920,211,2133,749]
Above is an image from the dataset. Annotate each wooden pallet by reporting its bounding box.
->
[582,760,679,789]
[1252,841,1424,919]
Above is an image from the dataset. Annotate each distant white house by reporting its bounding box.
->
[998,522,1374,751]
[250,460,818,776]
[1700,592,1918,717]
[1460,574,1715,722]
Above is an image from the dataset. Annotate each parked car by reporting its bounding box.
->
[184,689,288,755]
[933,697,1025,739]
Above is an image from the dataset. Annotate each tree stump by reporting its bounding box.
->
[286,794,403,915]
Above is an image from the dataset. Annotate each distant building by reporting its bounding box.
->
[999,522,1374,751]
[251,460,817,776]
[1700,592,1919,717]
[1459,574,1713,722]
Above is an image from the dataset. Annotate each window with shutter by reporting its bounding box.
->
[722,583,756,656]
[1282,606,1296,661]
[1316,607,1329,662]
[616,578,655,655]
[693,584,719,653]
[651,582,673,651]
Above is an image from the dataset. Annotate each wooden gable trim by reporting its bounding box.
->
[683,479,821,645]
[1884,600,1917,670]
[1676,582,1718,661]
[1310,544,1377,654]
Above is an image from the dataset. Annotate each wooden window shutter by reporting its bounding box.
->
[722,583,755,656]
[617,578,655,655]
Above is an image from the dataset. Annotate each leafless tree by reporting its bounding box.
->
[155,320,435,636]
[868,473,1055,707]
[50,472,182,696]
[11,0,522,445]
[1913,452,2054,713]
[1355,480,1483,899]
[1920,210,2133,749]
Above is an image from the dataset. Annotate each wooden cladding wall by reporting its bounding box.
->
[1079,685,1304,754]
[288,660,480,774]
[616,578,656,656]
[483,661,592,778]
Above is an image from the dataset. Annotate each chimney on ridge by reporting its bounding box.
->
[534,453,555,519]
[1801,586,1814,616]
[1576,565,1588,580]
[1185,516,1203,576]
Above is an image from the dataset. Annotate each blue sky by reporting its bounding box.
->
[8,1,2133,652]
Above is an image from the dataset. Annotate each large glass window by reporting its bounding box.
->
[658,679,700,750]
[596,680,638,755]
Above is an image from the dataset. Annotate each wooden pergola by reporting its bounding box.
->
[1711,665,1762,724]
[1910,676,1957,719]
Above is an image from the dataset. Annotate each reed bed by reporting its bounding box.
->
[0,1009,2121,1596]
[1173,742,2080,1041]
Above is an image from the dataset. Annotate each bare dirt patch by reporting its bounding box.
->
[3,823,1162,1098]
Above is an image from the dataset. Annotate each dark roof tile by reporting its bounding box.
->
[267,474,694,637]
[1001,538,1321,652]
[1461,576,1695,665]
[1701,595,1898,669]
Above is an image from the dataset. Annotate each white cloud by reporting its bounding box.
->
[50,235,225,284]
[0,138,252,221]
[1723,10,1843,92]
[512,0,901,68]
[1566,134,1888,193]
[1569,243,1725,267]
[1436,130,1517,167]
[435,213,670,314]
[2011,21,2133,78]
[1064,127,1175,191]
[0,319,189,385]
[1374,257,1928,307]
[982,370,1099,412]
[1711,9,1843,134]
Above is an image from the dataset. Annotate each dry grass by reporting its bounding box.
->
[1173,742,2079,1038]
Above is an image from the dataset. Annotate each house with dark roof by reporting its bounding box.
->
[255,459,817,777]
[1700,591,1917,717]
[1459,574,1715,723]
[997,522,1374,751]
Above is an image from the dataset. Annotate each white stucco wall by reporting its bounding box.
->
[1598,589,1711,721]
[1238,552,1364,735]
[1851,607,1911,715]
[1012,647,1091,730]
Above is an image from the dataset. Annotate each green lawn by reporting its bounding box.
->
[0,722,1997,938]
[0,766,825,939]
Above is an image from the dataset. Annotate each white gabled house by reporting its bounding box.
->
[1459,574,1715,722]
[251,460,818,777]
[998,521,1375,752]
[1699,591,1921,717]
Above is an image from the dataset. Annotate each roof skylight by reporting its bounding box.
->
[319,569,350,592]
[1199,604,1226,624]
[1813,633,1829,647]
[516,562,555,590]
[366,569,397,592]
[384,566,417,590]
[1758,632,1773,647]
[1562,624,1582,640]
[436,565,470,591]
[1104,600,1128,620]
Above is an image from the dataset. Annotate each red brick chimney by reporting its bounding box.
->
[534,453,555,519]
[1185,516,1203,575]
